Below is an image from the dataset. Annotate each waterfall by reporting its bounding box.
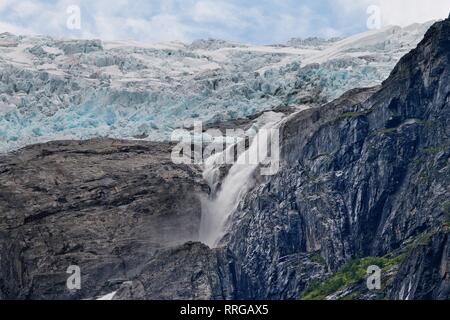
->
[199,112,284,247]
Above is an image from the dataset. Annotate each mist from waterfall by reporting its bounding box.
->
[199,112,284,247]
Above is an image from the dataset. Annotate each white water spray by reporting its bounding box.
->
[199,112,284,247]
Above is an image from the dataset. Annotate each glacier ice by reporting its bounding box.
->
[0,21,435,153]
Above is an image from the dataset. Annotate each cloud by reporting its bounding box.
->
[192,1,236,25]
[0,0,448,43]
[334,0,450,27]
[377,0,450,26]
[93,14,191,42]
[128,14,190,42]
[333,0,373,14]
[0,21,34,35]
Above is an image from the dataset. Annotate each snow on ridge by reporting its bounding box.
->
[0,22,434,153]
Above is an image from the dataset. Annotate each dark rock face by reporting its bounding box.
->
[113,242,237,300]
[387,232,450,300]
[219,18,450,299]
[0,139,207,299]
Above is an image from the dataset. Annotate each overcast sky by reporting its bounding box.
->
[0,0,449,44]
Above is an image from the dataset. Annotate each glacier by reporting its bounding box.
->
[0,21,435,153]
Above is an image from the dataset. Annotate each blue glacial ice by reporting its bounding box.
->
[0,21,435,153]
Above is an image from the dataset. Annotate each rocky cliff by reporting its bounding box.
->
[236,18,450,300]
[0,18,449,300]
[117,20,450,299]
[218,17,450,300]
[115,18,450,300]
[0,139,207,299]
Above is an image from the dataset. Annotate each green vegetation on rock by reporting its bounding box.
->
[310,252,327,265]
[337,111,366,120]
[377,127,399,134]
[301,254,404,300]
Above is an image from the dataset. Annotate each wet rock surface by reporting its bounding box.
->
[0,139,207,299]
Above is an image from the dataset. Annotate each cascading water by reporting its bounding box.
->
[199,112,285,247]
[199,107,312,247]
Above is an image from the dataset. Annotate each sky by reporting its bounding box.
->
[0,0,449,44]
